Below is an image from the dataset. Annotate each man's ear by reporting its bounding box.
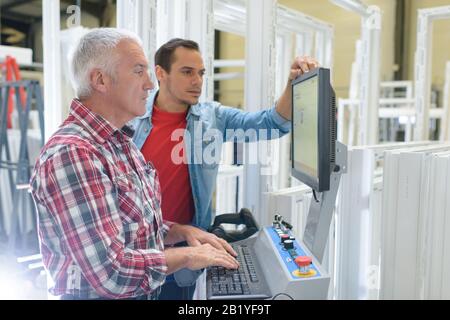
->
[89,68,109,94]
[155,65,167,82]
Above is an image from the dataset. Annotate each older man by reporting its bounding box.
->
[30,28,238,300]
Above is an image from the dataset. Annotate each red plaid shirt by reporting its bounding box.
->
[30,99,173,299]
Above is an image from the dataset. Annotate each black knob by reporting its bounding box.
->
[283,240,294,250]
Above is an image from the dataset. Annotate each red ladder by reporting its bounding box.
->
[0,56,27,128]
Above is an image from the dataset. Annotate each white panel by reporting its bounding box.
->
[421,152,450,299]
[367,178,383,300]
[335,148,374,299]
[393,153,422,298]
[379,151,400,299]
[379,144,450,299]
[42,0,62,141]
[442,156,450,299]
[358,6,381,145]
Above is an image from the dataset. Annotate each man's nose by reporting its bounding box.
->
[192,73,203,86]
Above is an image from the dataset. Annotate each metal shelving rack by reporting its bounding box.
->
[0,80,44,254]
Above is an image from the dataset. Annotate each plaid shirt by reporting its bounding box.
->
[30,99,173,299]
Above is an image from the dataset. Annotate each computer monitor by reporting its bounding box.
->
[291,67,336,192]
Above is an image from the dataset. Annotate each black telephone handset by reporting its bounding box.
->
[208,208,259,243]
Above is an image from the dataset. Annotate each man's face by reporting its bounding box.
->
[108,39,154,119]
[158,47,205,106]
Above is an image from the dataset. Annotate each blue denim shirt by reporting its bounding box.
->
[131,90,291,230]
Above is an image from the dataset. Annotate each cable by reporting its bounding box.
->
[313,189,320,203]
[272,292,294,300]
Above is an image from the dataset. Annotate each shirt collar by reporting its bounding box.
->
[138,89,202,120]
[69,99,134,144]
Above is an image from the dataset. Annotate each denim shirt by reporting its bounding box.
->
[131,90,291,230]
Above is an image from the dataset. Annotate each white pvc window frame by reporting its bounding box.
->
[442,61,450,141]
[379,81,414,143]
[116,0,158,85]
[42,0,62,141]
[213,1,334,71]
[414,5,450,141]
[118,0,215,102]
[330,0,381,146]
[277,5,334,69]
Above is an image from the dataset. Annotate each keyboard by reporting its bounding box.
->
[206,243,271,300]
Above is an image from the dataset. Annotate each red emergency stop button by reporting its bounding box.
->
[295,256,312,267]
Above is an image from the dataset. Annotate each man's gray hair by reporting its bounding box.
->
[71,28,143,98]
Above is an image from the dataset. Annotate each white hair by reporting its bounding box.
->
[71,28,143,98]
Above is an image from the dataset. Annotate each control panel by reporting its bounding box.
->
[267,226,320,279]
[206,214,331,299]
[253,214,330,299]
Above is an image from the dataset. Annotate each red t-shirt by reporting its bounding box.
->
[140,105,195,225]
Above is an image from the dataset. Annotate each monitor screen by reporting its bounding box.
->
[291,67,335,192]
[292,74,319,180]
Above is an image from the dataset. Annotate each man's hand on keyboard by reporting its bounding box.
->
[172,224,238,257]
[186,244,240,270]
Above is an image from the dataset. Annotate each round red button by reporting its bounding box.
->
[295,256,312,267]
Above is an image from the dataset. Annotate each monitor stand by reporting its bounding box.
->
[302,141,347,263]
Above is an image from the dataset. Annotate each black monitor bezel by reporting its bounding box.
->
[291,67,331,192]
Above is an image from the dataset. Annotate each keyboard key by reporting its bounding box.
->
[228,287,243,295]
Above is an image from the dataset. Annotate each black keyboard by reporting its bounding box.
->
[206,244,271,300]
